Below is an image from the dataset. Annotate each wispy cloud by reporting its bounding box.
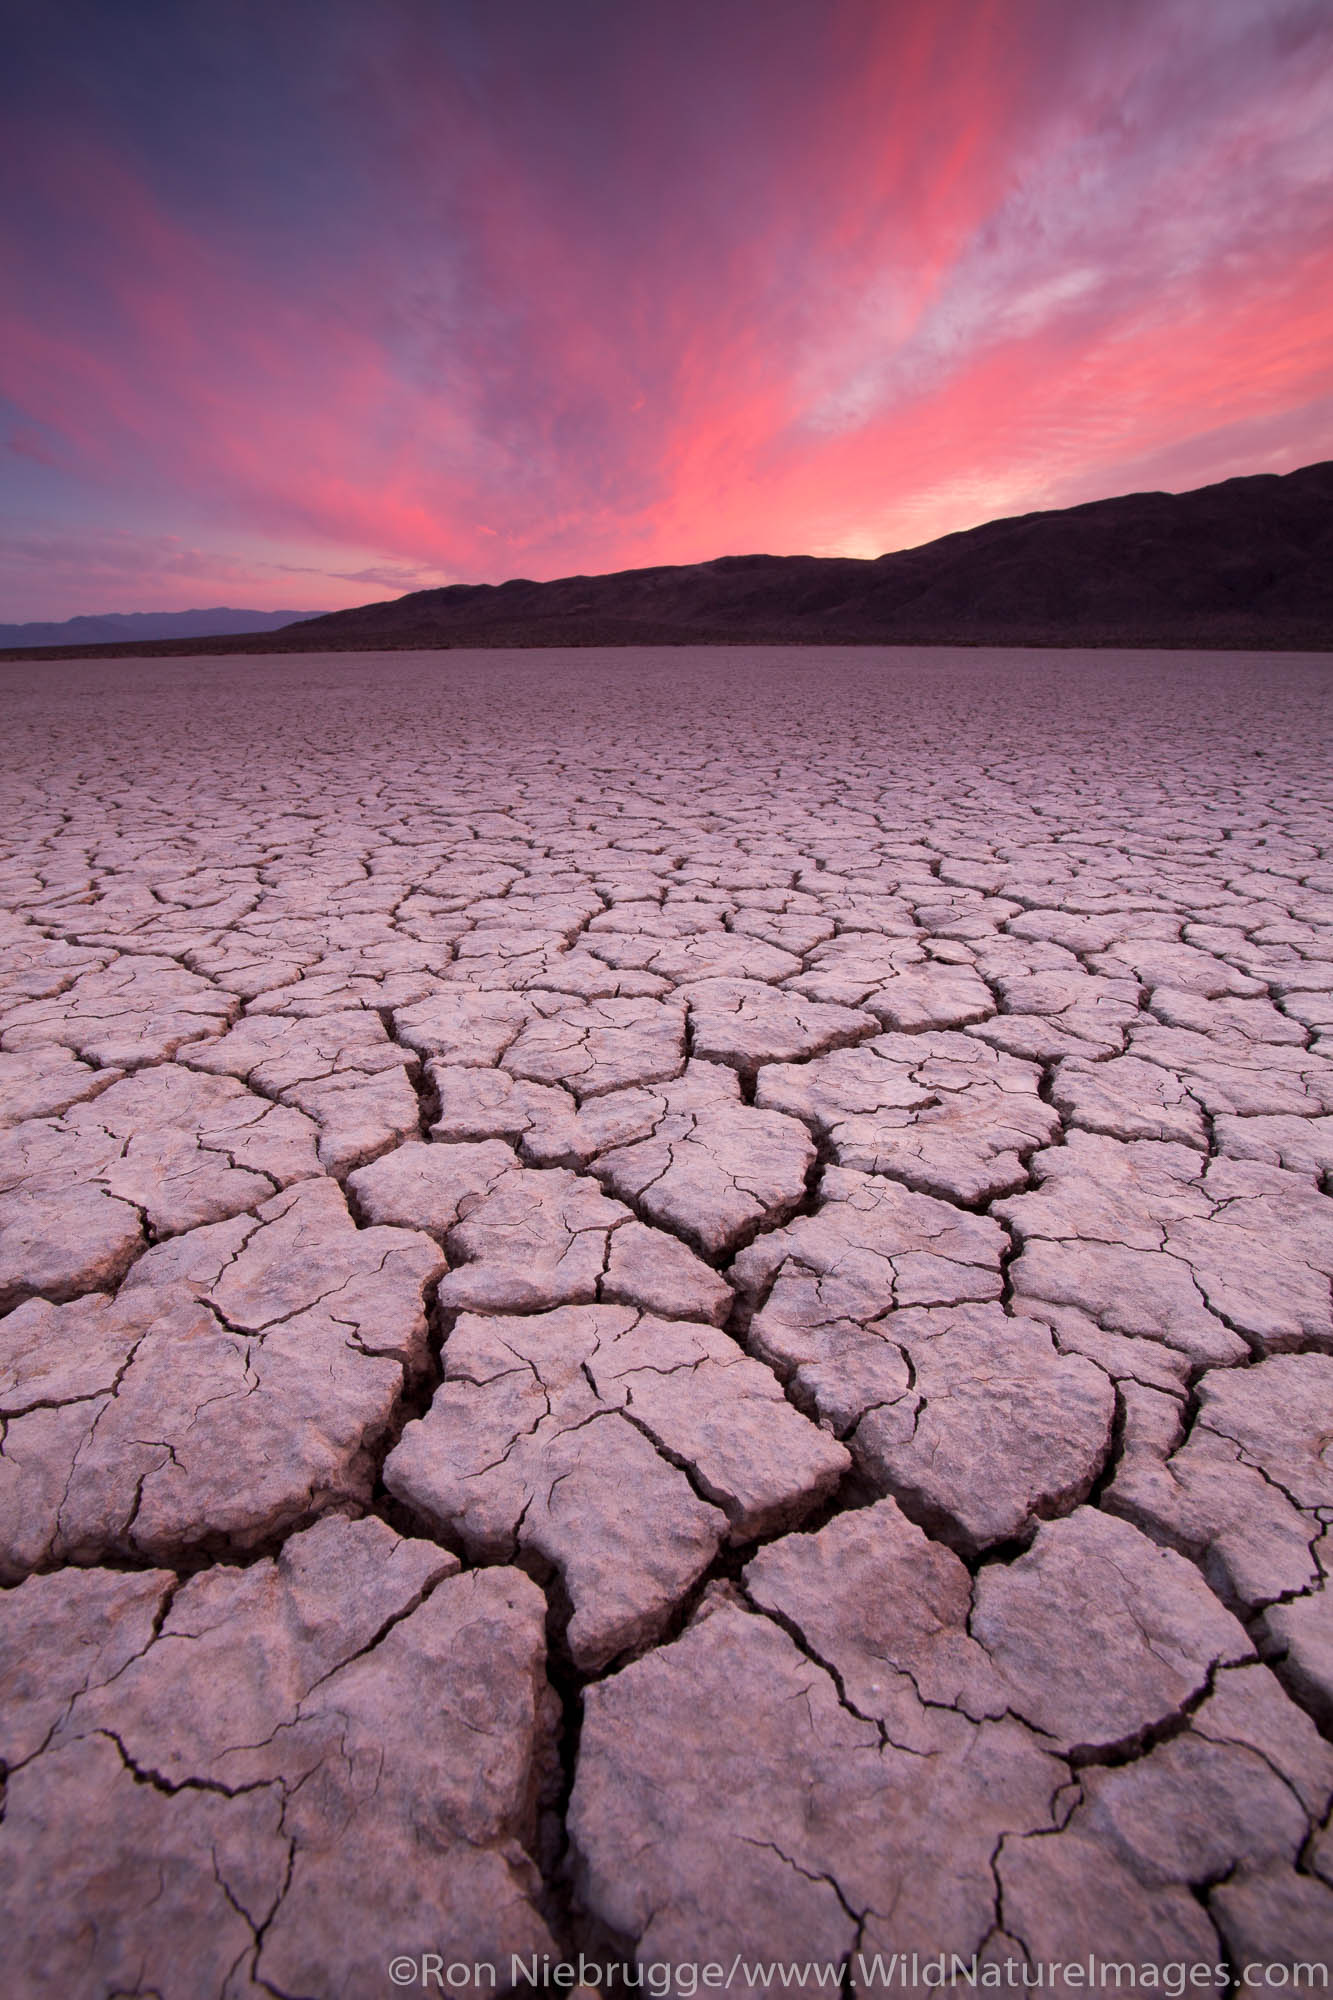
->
[274,561,458,591]
[2,0,1330,617]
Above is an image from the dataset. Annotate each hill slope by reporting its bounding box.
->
[4,462,1329,659]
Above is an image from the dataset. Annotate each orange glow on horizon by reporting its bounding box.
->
[2,0,1331,619]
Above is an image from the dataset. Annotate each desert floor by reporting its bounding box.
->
[1,645,1331,1996]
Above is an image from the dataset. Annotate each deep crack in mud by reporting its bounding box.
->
[2,644,1332,1994]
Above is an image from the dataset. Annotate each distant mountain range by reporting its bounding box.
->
[0,607,318,648]
[3,461,1329,658]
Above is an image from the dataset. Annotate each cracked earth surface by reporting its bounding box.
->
[1,644,1332,1997]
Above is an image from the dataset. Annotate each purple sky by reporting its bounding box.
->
[3,0,1331,620]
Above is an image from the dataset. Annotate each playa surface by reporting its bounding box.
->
[1,644,1332,1994]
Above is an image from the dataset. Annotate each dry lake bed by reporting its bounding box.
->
[1,644,1332,1996]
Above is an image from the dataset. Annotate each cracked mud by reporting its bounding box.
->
[1,644,1332,1997]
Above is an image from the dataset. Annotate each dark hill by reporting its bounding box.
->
[4,462,1330,660]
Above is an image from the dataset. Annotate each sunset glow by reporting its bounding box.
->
[3,0,1331,619]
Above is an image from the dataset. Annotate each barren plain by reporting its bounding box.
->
[1,644,1332,1996]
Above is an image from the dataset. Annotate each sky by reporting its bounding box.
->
[2,0,1331,621]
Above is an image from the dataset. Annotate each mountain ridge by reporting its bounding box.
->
[0,607,320,648]
[3,462,1329,658]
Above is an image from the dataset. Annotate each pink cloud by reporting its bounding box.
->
[2,0,1330,616]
